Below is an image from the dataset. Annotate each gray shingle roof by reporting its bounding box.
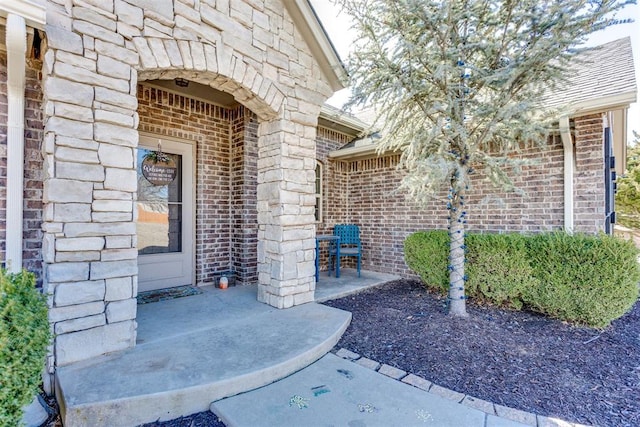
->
[544,37,637,111]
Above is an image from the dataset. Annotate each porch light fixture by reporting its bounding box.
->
[174,78,189,87]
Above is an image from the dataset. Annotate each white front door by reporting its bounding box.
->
[137,135,194,292]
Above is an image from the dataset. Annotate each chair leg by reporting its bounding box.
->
[357,255,361,277]
[327,253,335,276]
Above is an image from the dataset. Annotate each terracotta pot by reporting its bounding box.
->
[219,276,229,289]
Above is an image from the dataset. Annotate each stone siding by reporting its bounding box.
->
[40,0,332,368]
[0,47,45,285]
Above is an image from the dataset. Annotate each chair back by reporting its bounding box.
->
[334,224,360,246]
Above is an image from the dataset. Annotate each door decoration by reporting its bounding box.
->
[142,142,177,186]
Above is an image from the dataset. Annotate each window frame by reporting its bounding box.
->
[315,161,323,223]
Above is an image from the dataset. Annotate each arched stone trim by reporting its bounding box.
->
[40,0,330,370]
[134,38,283,122]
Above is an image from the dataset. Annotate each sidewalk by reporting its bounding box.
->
[212,353,534,427]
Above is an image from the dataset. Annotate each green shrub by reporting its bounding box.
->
[404,230,449,294]
[466,233,538,310]
[404,230,640,328]
[0,269,51,426]
[525,232,640,328]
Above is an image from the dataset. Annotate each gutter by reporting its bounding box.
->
[564,92,637,117]
[559,116,574,233]
[319,105,369,135]
[328,144,399,161]
[0,0,46,28]
[6,13,27,272]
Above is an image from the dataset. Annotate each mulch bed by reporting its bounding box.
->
[139,413,225,427]
[323,279,640,427]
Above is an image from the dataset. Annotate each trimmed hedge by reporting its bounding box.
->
[466,233,538,311]
[404,230,640,328]
[404,229,449,293]
[525,232,640,327]
[0,269,51,426]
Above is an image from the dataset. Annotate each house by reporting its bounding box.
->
[324,37,637,276]
[0,0,636,397]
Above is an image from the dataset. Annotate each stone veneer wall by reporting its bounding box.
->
[41,0,332,369]
[322,116,606,277]
[0,47,45,284]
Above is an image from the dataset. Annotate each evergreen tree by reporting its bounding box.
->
[338,0,633,316]
[616,130,640,228]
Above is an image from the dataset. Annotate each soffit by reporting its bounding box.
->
[144,79,238,108]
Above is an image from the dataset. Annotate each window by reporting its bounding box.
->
[315,161,323,222]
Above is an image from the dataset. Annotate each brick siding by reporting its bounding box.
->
[574,114,606,233]
[315,127,351,270]
[0,79,609,287]
[137,85,259,286]
[0,50,44,285]
[321,118,606,277]
[230,108,259,284]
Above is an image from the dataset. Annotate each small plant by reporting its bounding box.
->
[0,269,51,426]
[143,150,172,163]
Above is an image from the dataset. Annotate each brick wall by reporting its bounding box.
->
[344,155,447,277]
[137,85,258,286]
[574,114,606,233]
[230,108,259,284]
[315,127,351,270]
[0,74,608,288]
[320,119,606,277]
[465,135,565,232]
[0,50,44,285]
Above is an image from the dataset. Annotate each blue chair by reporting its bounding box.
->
[329,224,362,277]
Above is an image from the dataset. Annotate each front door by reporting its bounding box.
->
[137,135,194,292]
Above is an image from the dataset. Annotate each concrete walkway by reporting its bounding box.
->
[213,350,586,427]
[55,271,583,427]
[314,267,400,302]
[56,285,352,427]
[212,353,527,427]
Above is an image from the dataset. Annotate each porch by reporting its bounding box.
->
[55,269,398,426]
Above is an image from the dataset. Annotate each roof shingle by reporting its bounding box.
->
[543,37,637,111]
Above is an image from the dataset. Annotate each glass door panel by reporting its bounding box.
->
[137,150,182,255]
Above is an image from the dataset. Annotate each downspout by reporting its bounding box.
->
[559,116,574,233]
[6,13,27,273]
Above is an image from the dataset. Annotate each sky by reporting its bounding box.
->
[309,0,640,142]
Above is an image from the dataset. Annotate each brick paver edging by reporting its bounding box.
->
[333,348,590,427]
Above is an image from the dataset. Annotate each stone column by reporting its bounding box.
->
[256,117,318,308]
[41,15,139,367]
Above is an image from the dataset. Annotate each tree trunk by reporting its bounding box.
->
[448,184,468,317]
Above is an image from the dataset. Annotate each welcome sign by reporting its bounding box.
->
[142,157,177,186]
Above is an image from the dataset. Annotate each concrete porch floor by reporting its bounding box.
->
[55,269,396,426]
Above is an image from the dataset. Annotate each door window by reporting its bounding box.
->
[137,149,183,255]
